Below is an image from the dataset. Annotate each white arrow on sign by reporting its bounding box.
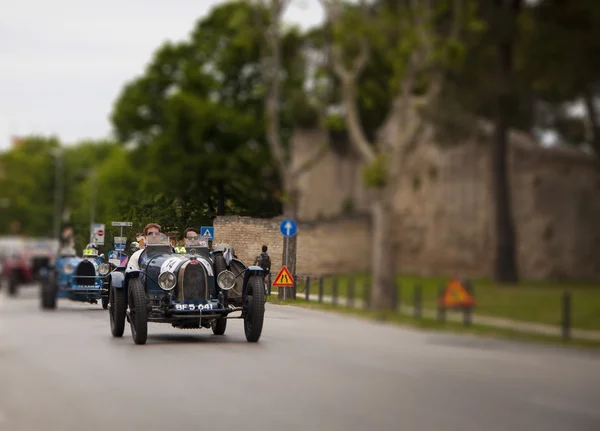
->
[284,221,293,236]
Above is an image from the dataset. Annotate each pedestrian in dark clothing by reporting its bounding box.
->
[254,245,271,295]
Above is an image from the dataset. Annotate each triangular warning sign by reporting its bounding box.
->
[202,229,213,239]
[273,265,294,287]
[440,278,475,308]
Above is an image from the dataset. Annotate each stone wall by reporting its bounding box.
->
[213,214,371,276]
[215,127,600,282]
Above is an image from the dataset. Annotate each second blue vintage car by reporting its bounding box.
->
[107,233,267,345]
[39,245,113,310]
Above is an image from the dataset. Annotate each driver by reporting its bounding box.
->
[126,223,161,272]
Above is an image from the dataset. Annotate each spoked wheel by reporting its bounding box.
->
[128,278,148,345]
[211,316,227,335]
[40,270,57,310]
[109,283,126,337]
[244,275,265,342]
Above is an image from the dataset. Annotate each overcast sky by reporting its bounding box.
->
[0,0,325,150]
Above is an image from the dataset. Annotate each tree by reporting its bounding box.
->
[320,0,480,309]
[488,0,522,283]
[252,0,331,298]
[519,0,600,157]
[0,136,60,236]
[110,1,292,221]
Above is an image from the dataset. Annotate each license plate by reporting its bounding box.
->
[174,303,214,311]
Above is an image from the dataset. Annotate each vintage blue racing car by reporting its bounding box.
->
[40,245,113,310]
[107,233,267,345]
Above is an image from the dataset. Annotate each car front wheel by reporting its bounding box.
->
[244,275,265,342]
[109,283,126,337]
[40,271,57,310]
[128,278,148,345]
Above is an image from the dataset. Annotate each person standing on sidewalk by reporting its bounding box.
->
[254,245,271,295]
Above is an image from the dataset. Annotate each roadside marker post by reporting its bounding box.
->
[439,278,476,326]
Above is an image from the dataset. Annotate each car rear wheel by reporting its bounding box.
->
[244,275,265,342]
[109,283,126,337]
[128,278,148,345]
[40,270,57,310]
[101,296,109,310]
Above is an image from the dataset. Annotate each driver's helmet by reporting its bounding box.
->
[83,244,99,258]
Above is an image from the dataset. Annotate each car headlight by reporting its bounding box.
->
[98,263,110,276]
[64,263,75,274]
[158,271,176,291]
[216,270,236,290]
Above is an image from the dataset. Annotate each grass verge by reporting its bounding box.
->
[266,296,600,351]
[290,273,600,330]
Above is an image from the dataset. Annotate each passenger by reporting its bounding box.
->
[127,223,161,272]
[174,227,202,252]
[60,224,76,251]
[183,227,200,241]
[135,232,146,248]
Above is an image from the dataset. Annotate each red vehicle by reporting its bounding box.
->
[1,250,34,296]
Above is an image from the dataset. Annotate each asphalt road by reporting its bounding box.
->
[1,285,599,431]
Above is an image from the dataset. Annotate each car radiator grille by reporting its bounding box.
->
[177,261,208,301]
[74,261,96,286]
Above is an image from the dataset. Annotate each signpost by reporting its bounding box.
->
[279,219,298,299]
[279,219,298,238]
[273,266,294,287]
[91,223,105,246]
[200,226,214,242]
[111,221,133,264]
[111,222,132,247]
[113,237,127,251]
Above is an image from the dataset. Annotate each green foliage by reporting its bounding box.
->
[362,154,388,189]
[108,0,296,220]
[4,0,599,247]
[0,136,59,236]
[324,113,346,132]
[517,0,600,152]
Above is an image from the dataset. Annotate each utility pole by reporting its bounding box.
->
[52,149,63,240]
[89,169,97,245]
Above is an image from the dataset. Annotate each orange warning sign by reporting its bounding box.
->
[440,278,475,308]
[273,265,294,287]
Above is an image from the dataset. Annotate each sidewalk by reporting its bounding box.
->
[279,292,600,342]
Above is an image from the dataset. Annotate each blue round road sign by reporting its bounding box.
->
[280,219,298,237]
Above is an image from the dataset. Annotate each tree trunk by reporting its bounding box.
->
[583,89,600,158]
[492,0,521,284]
[370,195,396,310]
[492,113,519,283]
